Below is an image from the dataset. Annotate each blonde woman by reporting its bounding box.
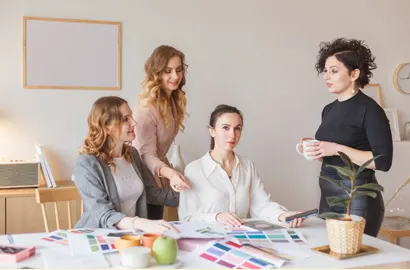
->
[73,96,179,233]
[133,45,190,220]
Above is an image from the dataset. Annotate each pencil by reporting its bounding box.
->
[7,234,14,244]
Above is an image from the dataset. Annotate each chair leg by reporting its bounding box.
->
[163,206,179,221]
[67,201,72,229]
[40,203,49,233]
[54,202,60,230]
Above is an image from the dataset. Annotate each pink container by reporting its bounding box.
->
[0,245,36,263]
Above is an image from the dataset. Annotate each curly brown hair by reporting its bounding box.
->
[138,45,188,131]
[80,96,132,170]
[315,38,377,88]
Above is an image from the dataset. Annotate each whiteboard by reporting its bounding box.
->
[23,17,121,90]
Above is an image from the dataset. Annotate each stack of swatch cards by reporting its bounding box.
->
[196,239,288,269]
[194,220,310,269]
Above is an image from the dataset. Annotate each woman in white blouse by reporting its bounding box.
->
[178,104,304,228]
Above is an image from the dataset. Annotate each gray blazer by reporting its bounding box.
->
[73,147,179,229]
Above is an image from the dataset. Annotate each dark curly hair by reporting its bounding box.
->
[315,38,377,88]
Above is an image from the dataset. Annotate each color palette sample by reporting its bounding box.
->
[199,240,279,269]
[69,228,96,234]
[68,234,117,255]
[228,229,306,246]
[287,230,304,243]
[41,230,69,246]
[41,229,98,246]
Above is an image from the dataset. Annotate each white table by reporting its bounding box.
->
[1,218,410,269]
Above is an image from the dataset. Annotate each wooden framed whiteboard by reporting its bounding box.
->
[23,16,121,90]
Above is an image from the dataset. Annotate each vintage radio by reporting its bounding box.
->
[0,161,40,189]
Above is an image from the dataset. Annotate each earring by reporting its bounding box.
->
[352,87,355,94]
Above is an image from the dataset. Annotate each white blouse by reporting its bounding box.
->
[113,157,144,217]
[178,152,287,223]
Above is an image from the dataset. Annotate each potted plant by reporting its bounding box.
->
[319,151,383,255]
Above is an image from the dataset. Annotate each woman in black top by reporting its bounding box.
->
[300,38,393,237]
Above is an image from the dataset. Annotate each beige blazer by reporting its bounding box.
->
[132,99,178,188]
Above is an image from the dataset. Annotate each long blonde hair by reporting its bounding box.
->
[80,96,132,169]
[138,45,187,131]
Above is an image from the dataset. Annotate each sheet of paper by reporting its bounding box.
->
[242,220,284,231]
[42,249,110,269]
[166,221,230,239]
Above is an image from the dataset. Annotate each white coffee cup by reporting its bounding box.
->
[295,139,319,160]
[121,246,151,268]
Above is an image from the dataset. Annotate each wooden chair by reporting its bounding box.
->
[163,206,179,221]
[35,186,83,232]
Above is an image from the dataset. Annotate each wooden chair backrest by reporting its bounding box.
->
[35,186,83,232]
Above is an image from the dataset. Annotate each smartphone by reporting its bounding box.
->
[285,209,318,222]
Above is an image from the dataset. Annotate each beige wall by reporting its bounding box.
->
[1,0,409,246]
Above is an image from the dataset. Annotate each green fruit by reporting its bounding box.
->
[152,236,178,265]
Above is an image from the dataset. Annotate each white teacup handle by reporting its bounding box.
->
[295,143,304,155]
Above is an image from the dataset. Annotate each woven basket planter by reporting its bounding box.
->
[326,215,366,255]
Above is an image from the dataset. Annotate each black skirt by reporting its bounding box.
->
[318,171,385,237]
[147,203,164,220]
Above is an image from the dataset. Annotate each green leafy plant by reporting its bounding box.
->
[319,151,384,221]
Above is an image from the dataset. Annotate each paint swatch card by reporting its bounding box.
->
[41,230,69,246]
[68,228,97,234]
[41,229,98,246]
[287,230,307,244]
[228,229,307,246]
[67,234,117,255]
[198,239,286,268]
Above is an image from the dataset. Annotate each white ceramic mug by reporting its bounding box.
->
[121,246,151,268]
[295,139,319,160]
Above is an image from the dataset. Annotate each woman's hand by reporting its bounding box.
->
[298,137,314,153]
[216,212,243,227]
[279,212,304,228]
[169,170,191,191]
[304,141,339,159]
[134,218,180,234]
[160,167,191,191]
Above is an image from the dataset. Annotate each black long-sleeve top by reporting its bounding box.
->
[315,90,393,179]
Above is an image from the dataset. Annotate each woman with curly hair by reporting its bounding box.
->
[133,45,190,220]
[298,38,393,236]
[73,96,179,233]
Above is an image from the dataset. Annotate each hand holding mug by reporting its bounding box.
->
[295,138,320,160]
[305,141,339,159]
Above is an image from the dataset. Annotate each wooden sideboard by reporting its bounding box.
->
[0,181,82,234]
